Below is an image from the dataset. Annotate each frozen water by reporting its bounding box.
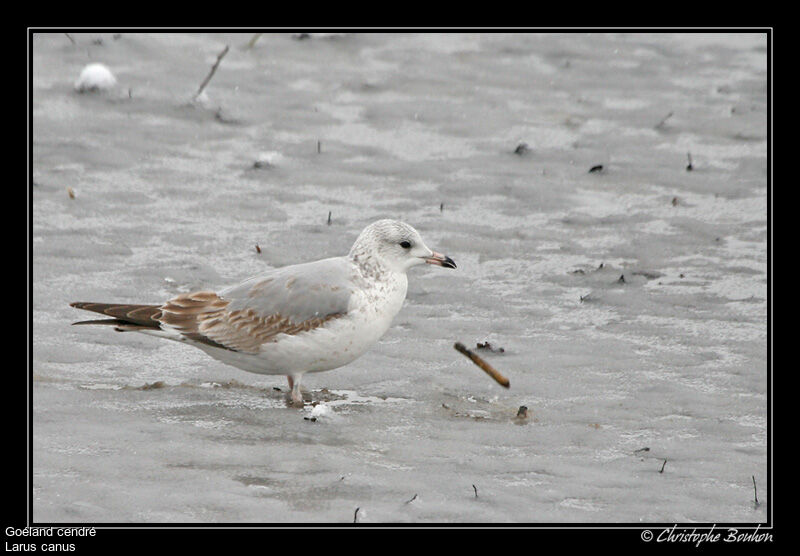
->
[33,32,767,523]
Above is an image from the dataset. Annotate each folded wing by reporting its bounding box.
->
[159,257,355,353]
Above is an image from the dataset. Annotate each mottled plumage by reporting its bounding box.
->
[71,219,456,404]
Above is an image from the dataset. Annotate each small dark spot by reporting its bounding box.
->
[214,109,240,125]
[255,244,261,254]
[588,164,604,173]
[632,271,662,280]
[476,341,504,353]
[294,33,311,40]
[570,269,585,274]
[672,196,679,206]
[440,202,444,212]
[686,152,693,171]
[516,406,529,418]
[598,263,604,269]
[273,387,282,392]
[514,142,530,155]
[91,38,104,46]
[303,416,317,422]
[617,274,626,283]
[679,273,685,278]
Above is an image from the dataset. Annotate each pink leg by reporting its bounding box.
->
[287,375,303,405]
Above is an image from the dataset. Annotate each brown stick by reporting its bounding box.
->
[454,342,510,388]
[194,45,230,101]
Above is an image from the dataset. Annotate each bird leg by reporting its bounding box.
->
[287,375,304,405]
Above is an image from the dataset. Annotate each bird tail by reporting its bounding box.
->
[69,302,163,330]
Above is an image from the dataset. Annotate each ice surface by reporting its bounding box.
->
[33,32,767,523]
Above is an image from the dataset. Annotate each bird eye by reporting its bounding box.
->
[399,241,411,249]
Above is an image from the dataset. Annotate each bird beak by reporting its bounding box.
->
[425,250,457,269]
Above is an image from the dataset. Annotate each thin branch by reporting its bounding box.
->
[752,475,760,507]
[194,45,230,101]
[246,34,263,49]
[655,111,674,129]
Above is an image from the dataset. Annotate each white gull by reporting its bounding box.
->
[70,220,456,404]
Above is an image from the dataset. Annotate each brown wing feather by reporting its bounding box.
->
[70,302,162,328]
[158,291,342,354]
[72,293,342,353]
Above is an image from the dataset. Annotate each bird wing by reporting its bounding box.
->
[158,257,355,353]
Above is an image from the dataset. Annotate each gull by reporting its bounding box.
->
[70,220,456,404]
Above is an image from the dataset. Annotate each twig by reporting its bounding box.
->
[440,202,444,212]
[327,211,332,226]
[659,459,667,473]
[317,140,321,154]
[405,494,418,504]
[686,152,693,171]
[454,342,510,388]
[194,45,230,101]
[752,475,760,507]
[353,507,360,523]
[246,33,263,49]
[655,111,674,129]
[64,33,76,46]
[472,484,478,498]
